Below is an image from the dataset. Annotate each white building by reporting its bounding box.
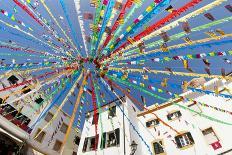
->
[136,78,232,155]
[0,71,81,155]
[77,96,142,155]
[28,105,81,155]
[79,77,232,155]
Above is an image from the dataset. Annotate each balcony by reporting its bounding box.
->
[0,107,32,134]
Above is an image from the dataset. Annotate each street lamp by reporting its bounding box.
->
[130,141,138,155]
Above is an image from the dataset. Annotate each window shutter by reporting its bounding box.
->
[100,133,106,149]
[115,128,120,145]
[82,138,88,152]
[186,132,194,143]
[175,136,182,148]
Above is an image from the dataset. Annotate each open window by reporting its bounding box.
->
[89,135,99,151]
[101,128,120,149]
[175,132,194,149]
[7,75,19,85]
[152,140,166,155]
[82,135,99,152]
[202,127,221,150]
[167,111,182,121]
[146,119,159,128]
[108,106,116,118]
[35,97,44,105]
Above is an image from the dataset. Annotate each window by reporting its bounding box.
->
[89,135,99,151]
[35,97,44,105]
[92,113,99,125]
[202,127,219,145]
[175,132,194,149]
[44,112,53,122]
[152,140,165,155]
[146,119,159,128]
[7,75,19,85]
[188,102,201,116]
[17,114,31,125]
[74,136,80,146]
[60,123,68,134]
[108,106,116,118]
[167,111,182,121]
[34,129,46,143]
[72,152,77,155]
[22,86,31,94]
[82,135,99,152]
[101,128,120,148]
[82,138,88,152]
[53,140,63,152]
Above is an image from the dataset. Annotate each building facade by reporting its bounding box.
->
[0,71,80,155]
[79,78,232,155]
[136,78,232,155]
[77,96,142,155]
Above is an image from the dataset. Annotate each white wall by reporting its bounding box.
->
[137,79,232,155]
[78,97,142,155]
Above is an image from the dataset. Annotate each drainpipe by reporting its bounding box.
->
[123,104,126,155]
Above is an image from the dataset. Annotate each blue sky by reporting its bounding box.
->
[0,0,231,129]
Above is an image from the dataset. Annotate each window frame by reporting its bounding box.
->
[60,123,68,134]
[53,139,63,152]
[108,106,116,119]
[175,132,194,150]
[202,127,219,145]
[167,110,182,121]
[44,112,54,122]
[151,139,166,155]
[34,128,46,143]
[146,118,160,128]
